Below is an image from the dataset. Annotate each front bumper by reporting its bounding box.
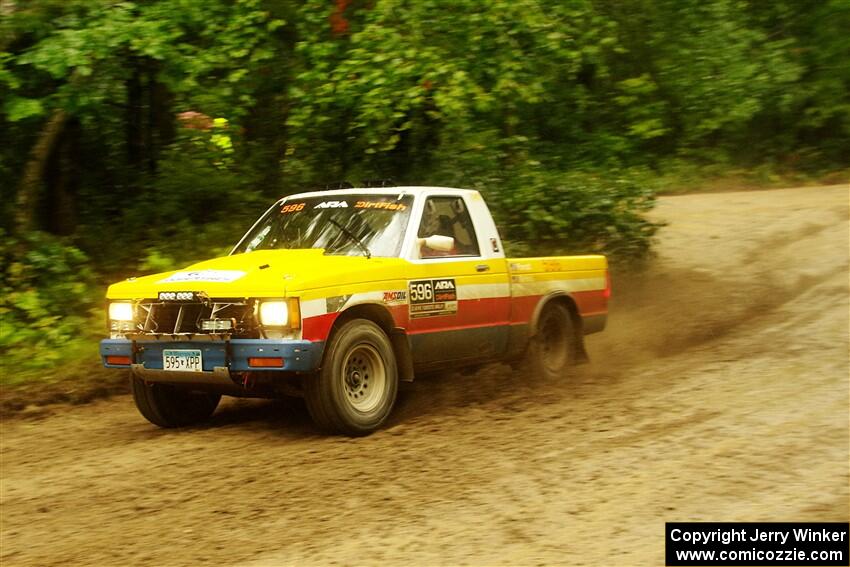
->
[100,338,323,374]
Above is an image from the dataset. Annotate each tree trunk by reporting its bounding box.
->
[126,61,143,172]
[46,117,80,235]
[151,68,175,170]
[14,109,68,233]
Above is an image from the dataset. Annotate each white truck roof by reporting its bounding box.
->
[283,186,478,201]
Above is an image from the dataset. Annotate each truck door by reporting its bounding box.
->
[406,194,511,364]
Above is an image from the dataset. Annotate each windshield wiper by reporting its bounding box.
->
[326,218,372,259]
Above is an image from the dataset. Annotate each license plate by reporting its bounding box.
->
[162,349,203,372]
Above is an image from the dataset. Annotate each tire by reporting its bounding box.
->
[526,302,578,380]
[131,377,220,428]
[305,318,398,435]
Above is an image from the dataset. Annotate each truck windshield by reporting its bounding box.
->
[232,195,414,257]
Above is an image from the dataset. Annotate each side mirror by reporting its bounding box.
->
[419,235,455,252]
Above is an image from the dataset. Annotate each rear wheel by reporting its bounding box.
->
[131,378,220,428]
[527,302,578,380]
[305,319,398,435]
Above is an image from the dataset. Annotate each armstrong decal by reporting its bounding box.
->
[408,278,457,318]
[382,290,407,304]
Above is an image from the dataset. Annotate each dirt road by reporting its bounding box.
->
[2,185,848,566]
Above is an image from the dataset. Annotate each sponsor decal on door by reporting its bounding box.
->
[382,290,407,305]
[408,278,457,318]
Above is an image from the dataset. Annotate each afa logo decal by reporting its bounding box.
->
[314,200,348,209]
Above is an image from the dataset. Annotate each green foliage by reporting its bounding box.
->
[0,231,99,371]
[4,97,45,121]
[6,0,282,116]
[620,0,801,143]
[285,0,624,177]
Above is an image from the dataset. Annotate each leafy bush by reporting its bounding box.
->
[0,231,99,373]
[473,168,661,262]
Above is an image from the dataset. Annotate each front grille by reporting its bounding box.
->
[135,299,257,336]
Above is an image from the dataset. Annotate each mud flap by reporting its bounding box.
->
[390,329,415,382]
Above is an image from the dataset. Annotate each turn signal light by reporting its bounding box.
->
[106,355,132,366]
[248,357,284,368]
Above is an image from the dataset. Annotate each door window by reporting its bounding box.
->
[417,196,480,258]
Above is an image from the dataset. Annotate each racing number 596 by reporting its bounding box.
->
[410,282,433,302]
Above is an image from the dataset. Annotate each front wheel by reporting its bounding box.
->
[131,378,220,428]
[526,302,578,380]
[305,319,398,435]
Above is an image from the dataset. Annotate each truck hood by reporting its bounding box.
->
[106,249,409,299]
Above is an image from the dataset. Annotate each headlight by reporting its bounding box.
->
[259,301,289,326]
[108,302,134,321]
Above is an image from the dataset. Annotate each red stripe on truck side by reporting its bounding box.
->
[407,297,511,333]
[301,290,607,342]
[302,298,511,340]
[510,295,539,324]
[572,289,608,316]
[510,290,608,323]
[302,312,339,342]
[301,304,409,341]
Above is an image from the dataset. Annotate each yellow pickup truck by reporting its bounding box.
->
[101,186,609,434]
